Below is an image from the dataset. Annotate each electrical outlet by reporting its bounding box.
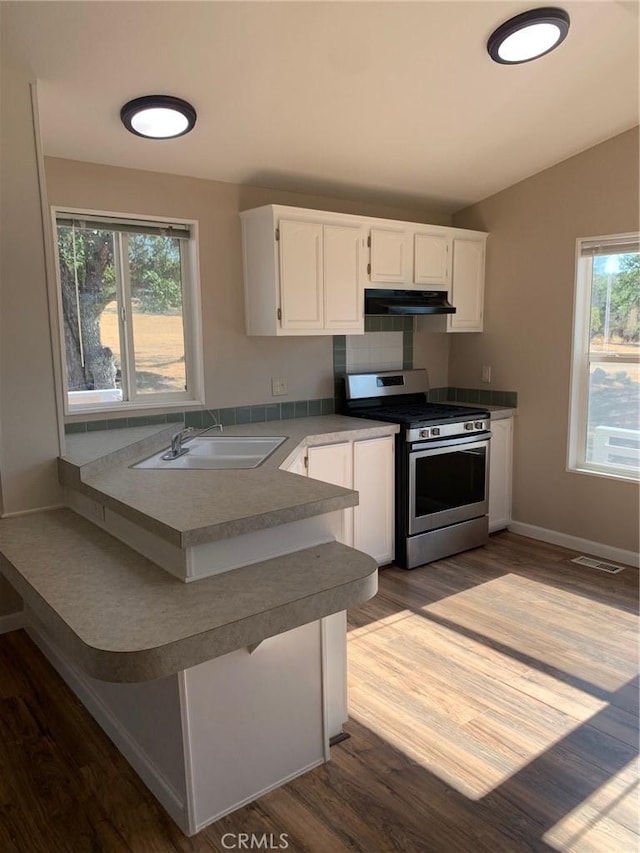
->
[271,378,287,396]
[481,365,492,384]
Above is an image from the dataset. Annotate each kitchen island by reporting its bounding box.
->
[0,415,397,835]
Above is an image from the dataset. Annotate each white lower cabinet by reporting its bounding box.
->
[183,623,326,831]
[31,614,332,836]
[352,436,395,565]
[489,417,513,532]
[307,441,354,547]
[306,435,394,565]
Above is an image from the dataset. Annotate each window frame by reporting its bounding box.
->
[51,206,204,416]
[567,232,640,483]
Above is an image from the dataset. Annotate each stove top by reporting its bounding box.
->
[358,401,486,423]
[346,401,488,427]
[342,369,489,430]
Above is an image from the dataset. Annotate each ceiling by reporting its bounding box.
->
[4,1,639,213]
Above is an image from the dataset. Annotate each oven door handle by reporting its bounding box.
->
[410,432,491,453]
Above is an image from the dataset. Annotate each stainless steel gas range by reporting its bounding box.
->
[342,369,491,568]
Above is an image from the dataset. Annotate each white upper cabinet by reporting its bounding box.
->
[279,220,324,331]
[323,224,365,330]
[414,230,451,287]
[447,236,486,333]
[369,225,452,290]
[369,227,411,284]
[241,204,487,335]
[368,223,485,333]
[241,205,365,336]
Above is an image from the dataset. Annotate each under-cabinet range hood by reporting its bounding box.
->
[364,288,456,315]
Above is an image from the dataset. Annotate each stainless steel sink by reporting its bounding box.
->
[133,435,287,470]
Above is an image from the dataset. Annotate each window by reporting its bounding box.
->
[569,233,640,480]
[53,210,203,413]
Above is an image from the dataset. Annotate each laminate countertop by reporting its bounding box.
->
[0,508,377,682]
[59,416,399,548]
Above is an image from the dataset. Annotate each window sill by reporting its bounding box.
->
[65,399,204,421]
[567,464,639,484]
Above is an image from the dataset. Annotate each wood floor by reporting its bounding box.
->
[0,531,637,852]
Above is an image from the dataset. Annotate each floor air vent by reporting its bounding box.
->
[571,556,625,574]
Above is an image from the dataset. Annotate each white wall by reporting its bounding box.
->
[0,16,62,516]
[451,128,639,555]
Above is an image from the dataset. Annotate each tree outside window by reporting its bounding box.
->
[55,213,200,412]
[570,235,640,480]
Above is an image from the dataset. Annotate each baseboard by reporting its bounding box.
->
[1,503,65,519]
[508,521,639,569]
[25,621,189,833]
[0,610,25,635]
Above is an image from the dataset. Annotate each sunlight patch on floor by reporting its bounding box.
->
[347,608,415,641]
[543,759,639,852]
[420,573,638,693]
[348,607,609,800]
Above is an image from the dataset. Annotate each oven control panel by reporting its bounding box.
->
[409,419,489,443]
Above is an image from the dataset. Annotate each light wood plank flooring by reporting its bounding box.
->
[0,531,637,852]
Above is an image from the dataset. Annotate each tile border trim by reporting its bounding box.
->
[64,399,336,434]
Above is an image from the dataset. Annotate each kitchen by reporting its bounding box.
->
[1,2,639,851]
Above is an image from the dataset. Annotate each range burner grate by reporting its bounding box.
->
[347,401,487,424]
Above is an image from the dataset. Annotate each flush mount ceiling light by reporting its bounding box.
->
[487,7,570,64]
[120,95,197,139]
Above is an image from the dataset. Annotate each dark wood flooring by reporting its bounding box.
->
[0,531,637,852]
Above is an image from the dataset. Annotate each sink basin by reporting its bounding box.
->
[133,435,287,470]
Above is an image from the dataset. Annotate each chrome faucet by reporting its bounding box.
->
[201,412,223,435]
[162,427,196,460]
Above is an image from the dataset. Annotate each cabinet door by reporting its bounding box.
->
[323,224,364,332]
[307,442,354,546]
[489,418,513,532]
[279,220,324,330]
[448,238,485,332]
[353,435,394,565]
[282,448,307,476]
[414,232,451,287]
[369,228,410,284]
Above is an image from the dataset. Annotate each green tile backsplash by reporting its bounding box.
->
[440,387,518,407]
[364,316,414,333]
[64,386,516,435]
[64,398,337,434]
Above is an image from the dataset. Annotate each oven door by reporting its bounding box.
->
[408,433,490,535]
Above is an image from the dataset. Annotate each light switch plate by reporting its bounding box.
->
[481,366,492,384]
[271,378,287,396]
